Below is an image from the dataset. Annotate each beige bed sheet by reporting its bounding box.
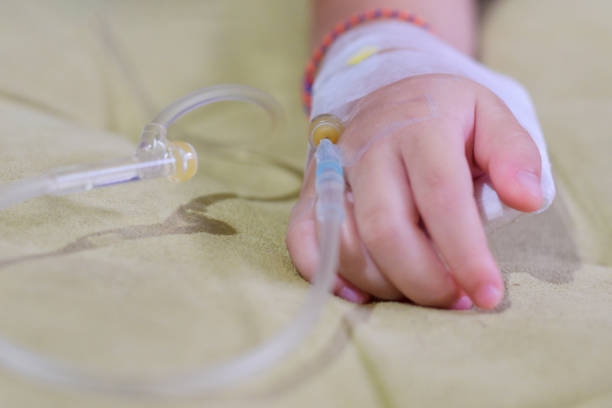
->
[0,0,610,407]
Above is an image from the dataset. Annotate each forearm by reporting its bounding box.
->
[311,0,477,56]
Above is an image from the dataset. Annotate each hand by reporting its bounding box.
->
[287,74,543,310]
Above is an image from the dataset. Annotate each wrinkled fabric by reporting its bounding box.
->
[0,1,610,407]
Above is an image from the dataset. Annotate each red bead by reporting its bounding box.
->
[333,22,345,35]
[303,93,311,106]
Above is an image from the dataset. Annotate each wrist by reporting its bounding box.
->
[311,0,477,55]
[303,9,432,117]
[309,20,458,122]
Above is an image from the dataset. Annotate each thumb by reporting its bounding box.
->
[473,89,543,213]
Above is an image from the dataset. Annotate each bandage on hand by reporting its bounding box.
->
[309,21,555,228]
[288,20,555,310]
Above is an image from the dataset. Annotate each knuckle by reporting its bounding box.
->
[358,207,400,249]
[420,177,466,213]
[494,132,542,171]
[420,164,450,191]
[503,129,533,149]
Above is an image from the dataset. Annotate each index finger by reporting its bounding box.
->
[402,121,504,309]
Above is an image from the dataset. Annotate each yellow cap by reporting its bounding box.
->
[309,114,344,146]
[168,141,198,182]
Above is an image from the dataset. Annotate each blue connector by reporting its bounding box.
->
[315,139,345,222]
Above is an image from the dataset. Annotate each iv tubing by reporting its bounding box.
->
[151,84,282,129]
[0,85,344,397]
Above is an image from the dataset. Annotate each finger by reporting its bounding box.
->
[295,151,405,300]
[473,89,543,212]
[286,197,371,304]
[286,163,370,304]
[320,190,403,301]
[347,139,465,308]
[403,120,503,309]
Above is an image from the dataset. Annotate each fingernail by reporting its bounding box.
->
[516,170,541,199]
[474,283,502,309]
[451,295,473,310]
[338,286,368,304]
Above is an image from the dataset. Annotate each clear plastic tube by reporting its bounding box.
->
[0,85,282,211]
[0,176,54,210]
[0,85,344,398]
[150,84,282,130]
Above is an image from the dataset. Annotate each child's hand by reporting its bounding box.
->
[287,74,544,310]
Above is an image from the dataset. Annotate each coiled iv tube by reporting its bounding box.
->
[0,85,344,398]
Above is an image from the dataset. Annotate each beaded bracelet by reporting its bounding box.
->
[302,8,431,115]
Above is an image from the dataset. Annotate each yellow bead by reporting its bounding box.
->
[168,141,198,182]
[310,114,344,146]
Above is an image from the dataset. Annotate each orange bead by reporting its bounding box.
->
[313,48,323,61]
[322,34,333,47]
[305,61,315,73]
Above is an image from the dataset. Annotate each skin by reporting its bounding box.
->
[311,0,478,55]
[286,1,543,310]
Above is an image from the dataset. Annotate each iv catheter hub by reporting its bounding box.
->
[309,114,344,146]
[0,139,198,211]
